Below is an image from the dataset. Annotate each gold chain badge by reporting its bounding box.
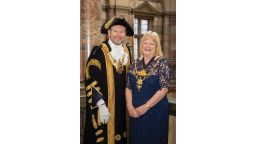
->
[133,59,160,91]
[108,51,125,74]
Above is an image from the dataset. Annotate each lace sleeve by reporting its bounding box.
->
[158,58,170,89]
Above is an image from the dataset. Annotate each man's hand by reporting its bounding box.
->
[97,99,110,124]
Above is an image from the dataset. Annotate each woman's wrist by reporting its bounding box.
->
[145,103,150,110]
[127,103,133,108]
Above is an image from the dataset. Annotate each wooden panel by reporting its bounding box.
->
[168,116,176,144]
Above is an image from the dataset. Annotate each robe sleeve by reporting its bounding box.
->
[85,46,105,108]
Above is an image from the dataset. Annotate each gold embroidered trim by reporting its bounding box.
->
[86,81,102,109]
[97,111,101,126]
[95,130,103,136]
[86,59,101,80]
[115,134,121,141]
[96,137,104,143]
[86,81,98,91]
[93,87,102,95]
[92,114,98,129]
[123,131,127,138]
[101,43,115,144]
[86,81,101,98]
[87,86,101,98]
[88,98,92,103]
[104,16,116,29]
[86,91,92,97]
[90,106,96,110]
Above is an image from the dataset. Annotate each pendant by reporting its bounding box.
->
[136,78,143,90]
[116,60,124,74]
[137,69,147,77]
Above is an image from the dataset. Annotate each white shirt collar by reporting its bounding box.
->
[108,39,124,60]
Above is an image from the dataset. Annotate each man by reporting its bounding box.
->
[83,16,134,144]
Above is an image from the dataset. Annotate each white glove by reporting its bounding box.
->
[97,99,111,124]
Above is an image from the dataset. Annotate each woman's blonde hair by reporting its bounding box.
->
[139,31,163,58]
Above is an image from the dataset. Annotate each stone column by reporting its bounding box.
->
[80,0,102,82]
[80,0,102,144]
[162,14,170,58]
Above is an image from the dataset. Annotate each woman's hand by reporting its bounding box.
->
[127,104,139,118]
[135,104,149,116]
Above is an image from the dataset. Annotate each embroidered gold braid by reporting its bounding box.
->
[104,16,116,29]
[85,81,102,110]
[101,43,115,144]
[86,59,101,80]
[96,137,104,143]
[92,114,98,129]
[95,129,103,136]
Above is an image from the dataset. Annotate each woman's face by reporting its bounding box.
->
[142,38,156,58]
[108,25,126,45]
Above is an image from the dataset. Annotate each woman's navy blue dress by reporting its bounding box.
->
[126,57,170,144]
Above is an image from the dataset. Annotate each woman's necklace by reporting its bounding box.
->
[133,57,160,91]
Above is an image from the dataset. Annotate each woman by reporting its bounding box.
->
[126,31,170,144]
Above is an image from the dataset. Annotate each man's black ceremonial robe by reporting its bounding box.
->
[83,41,131,144]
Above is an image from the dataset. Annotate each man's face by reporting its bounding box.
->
[108,25,126,45]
